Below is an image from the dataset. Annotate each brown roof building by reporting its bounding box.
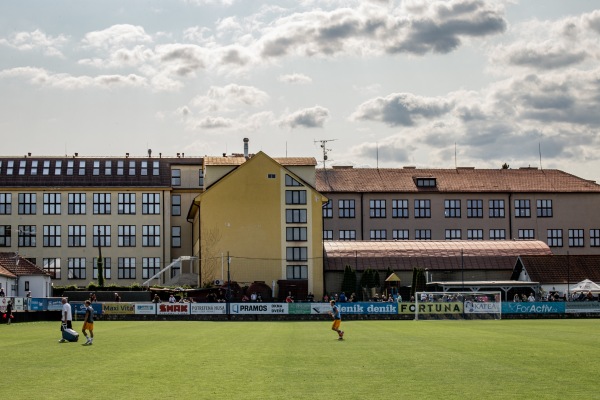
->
[317,167,600,256]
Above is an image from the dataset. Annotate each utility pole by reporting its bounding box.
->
[314,139,337,169]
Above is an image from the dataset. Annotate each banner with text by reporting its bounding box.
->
[230,303,288,314]
[502,302,565,314]
[190,303,226,315]
[399,302,463,315]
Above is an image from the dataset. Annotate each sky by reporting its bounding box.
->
[1,0,600,181]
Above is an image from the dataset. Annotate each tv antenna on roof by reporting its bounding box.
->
[314,139,337,169]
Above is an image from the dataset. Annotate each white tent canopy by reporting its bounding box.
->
[569,279,600,293]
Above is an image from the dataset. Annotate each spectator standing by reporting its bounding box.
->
[6,299,13,325]
[59,298,72,343]
[168,294,176,303]
[0,287,4,297]
[114,293,121,302]
[152,294,161,303]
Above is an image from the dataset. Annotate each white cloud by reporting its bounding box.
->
[278,73,312,84]
[82,24,152,49]
[0,29,68,57]
[351,93,454,126]
[279,106,330,128]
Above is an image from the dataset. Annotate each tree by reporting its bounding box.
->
[341,265,357,296]
[97,239,104,288]
[410,267,427,297]
[502,163,510,169]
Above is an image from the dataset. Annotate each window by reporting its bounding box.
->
[66,160,74,175]
[489,229,506,240]
[267,173,276,179]
[93,193,111,214]
[118,225,136,247]
[118,257,136,279]
[444,200,461,218]
[286,209,307,223]
[489,200,505,218]
[370,229,387,240]
[393,229,409,240]
[514,199,531,218]
[142,257,161,279]
[128,161,136,175]
[415,229,431,240]
[323,230,333,240]
[68,193,86,215]
[0,225,11,247]
[198,168,204,186]
[568,229,584,247]
[78,161,86,175]
[590,229,600,247]
[171,169,181,186]
[19,160,26,175]
[172,195,181,216]
[285,174,303,186]
[416,178,436,187]
[286,227,307,241]
[172,226,181,247]
[54,160,62,175]
[0,193,11,214]
[338,199,355,218]
[285,190,307,205]
[153,161,160,176]
[93,257,111,280]
[339,230,356,240]
[467,229,483,240]
[118,193,136,214]
[445,229,461,240]
[68,258,86,280]
[322,200,333,218]
[18,193,37,215]
[42,160,50,175]
[370,200,386,218]
[6,160,14,175]
[142,193,160,214]
[68,225,86,247]
[467,200,483,218]
[117,161,124,175]
[93,161,100,176]
[286,265,308,280]
[414,199,431,218]
[43,193,61,215]
[286,247,307,261]
[43,225,61,247]
[18,225,36,247]
[105,160,112,175]
[43,258,61,279]
[141,161,148,176]
[547,229,563,247]
[537,199,553,217]
[93,225,111,247]
[518,229,535,240]
[31,160,38,175]
[392,199,409,218]
[142,225,160,247]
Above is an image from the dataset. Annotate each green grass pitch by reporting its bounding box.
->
[1,319,598,399]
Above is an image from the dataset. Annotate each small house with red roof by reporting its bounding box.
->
[0,253,51,297]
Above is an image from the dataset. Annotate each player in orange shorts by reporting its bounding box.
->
[82,300,94,345]
[329,300,344,340]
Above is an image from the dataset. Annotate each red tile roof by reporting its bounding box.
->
[514,255,600,284]
[324,240,552,272]
[0,253,50,276]
[0,264,16,278]
[316,168,600,193]
[204,155,317,166]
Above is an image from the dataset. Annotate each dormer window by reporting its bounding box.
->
[415,177,436,188]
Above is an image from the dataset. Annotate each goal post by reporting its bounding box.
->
[414,291,502,320]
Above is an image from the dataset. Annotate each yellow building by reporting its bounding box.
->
[188,152,327,300]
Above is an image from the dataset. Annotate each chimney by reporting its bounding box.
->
[243,138,249,159]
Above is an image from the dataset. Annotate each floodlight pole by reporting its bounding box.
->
[461,249,464,291]
[226,252,231,321]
